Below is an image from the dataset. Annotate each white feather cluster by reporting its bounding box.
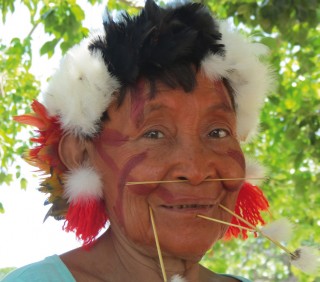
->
[43,38,120,137]
[201,21,275,142]
[291,246,320,274]
[63,165,103,202]
[170,274,187,282]
[245,157,267,185]
[261,218,294,242]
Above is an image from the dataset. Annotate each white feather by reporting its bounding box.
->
[260,218,293,242]
[245,157,267,185]
[291,246,320,274]
[170,274,187,282]
[44,37,119,137]
[201,21,275,143]
[63,165,103,202]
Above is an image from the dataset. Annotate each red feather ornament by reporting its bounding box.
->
[224,182,269,240]
[14,100,108,246]
[64,198,108,247]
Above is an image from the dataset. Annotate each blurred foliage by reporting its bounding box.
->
[0,0,319,280]
[0,267,16,279]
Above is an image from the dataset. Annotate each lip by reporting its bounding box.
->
[160,203,215,212]
[158,197,218,213]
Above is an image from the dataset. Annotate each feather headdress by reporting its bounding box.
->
[15,0,274,245]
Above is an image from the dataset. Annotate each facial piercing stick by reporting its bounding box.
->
[197,215,254,232]
[218,204,294,257]
[149,206,168,282]
[126,177,267,186]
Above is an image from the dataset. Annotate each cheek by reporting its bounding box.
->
[216,145,245,191]
[113,152,148,226]
[227,148,245,171]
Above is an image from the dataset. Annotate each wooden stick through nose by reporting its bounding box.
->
[126,177,267,186]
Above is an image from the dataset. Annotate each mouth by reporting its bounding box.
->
[160,204,214,210]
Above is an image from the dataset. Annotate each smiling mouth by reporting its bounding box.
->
[161,204,214,210]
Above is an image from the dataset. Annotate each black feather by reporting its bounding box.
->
[89,0,224,101]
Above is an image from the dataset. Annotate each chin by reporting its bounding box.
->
[160,231,221,261]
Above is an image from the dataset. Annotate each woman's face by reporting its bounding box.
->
[92,72,245,260]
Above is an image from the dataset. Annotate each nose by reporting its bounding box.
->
[168,138,218,186]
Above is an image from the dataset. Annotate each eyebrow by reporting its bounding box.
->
[141,102,234,124]
[207,103,234,113]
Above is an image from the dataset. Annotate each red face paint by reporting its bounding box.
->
[98,128,129,147]
[130,79,146,127]
[114,152,147,226]
[227,149,246,171]
[93,137,119,173]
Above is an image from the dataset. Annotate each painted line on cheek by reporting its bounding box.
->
[98,128,129,147]
[93,138,119,173]
[114,152,148,226]
[227,149,246,171]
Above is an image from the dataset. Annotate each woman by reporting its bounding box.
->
[3,0,273,281]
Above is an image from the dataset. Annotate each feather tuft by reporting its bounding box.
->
[63,165,103,202]
[224,182,269,240]
[291,246,320,274]
[64,198,108,246]
[44,38,119,137]
[261,218,294,242]
[245,157,267,185]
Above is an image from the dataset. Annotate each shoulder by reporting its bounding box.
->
[1,255,75,282]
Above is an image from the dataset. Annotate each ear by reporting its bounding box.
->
[58,134,87,170]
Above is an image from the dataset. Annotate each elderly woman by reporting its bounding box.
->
[4,0,273,281]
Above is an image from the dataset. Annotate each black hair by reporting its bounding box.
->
[89,0,225,107]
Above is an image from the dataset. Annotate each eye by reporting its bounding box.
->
[143,130,165,139]
[208,128,230,138]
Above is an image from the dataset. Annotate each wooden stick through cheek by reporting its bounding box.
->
[126,177,267,186]
[149,206,167,282]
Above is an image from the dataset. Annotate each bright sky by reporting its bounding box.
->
[0,1,106,268]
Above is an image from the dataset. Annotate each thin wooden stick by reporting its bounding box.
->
[149,206,167,282]
[218,204,294,256]
[197,214,254,232]
[126,177,267,186]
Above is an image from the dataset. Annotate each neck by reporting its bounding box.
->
[100,228,201,282]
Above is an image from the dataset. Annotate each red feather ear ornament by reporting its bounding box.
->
[14,100,108,247]
[63,165,108,246]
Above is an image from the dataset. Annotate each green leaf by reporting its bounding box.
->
[0,202,4,213]
[40,38,60,57]
[20,178,27,190]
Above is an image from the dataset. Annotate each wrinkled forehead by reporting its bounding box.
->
[104,72,235,129]
[113,72,235,113]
